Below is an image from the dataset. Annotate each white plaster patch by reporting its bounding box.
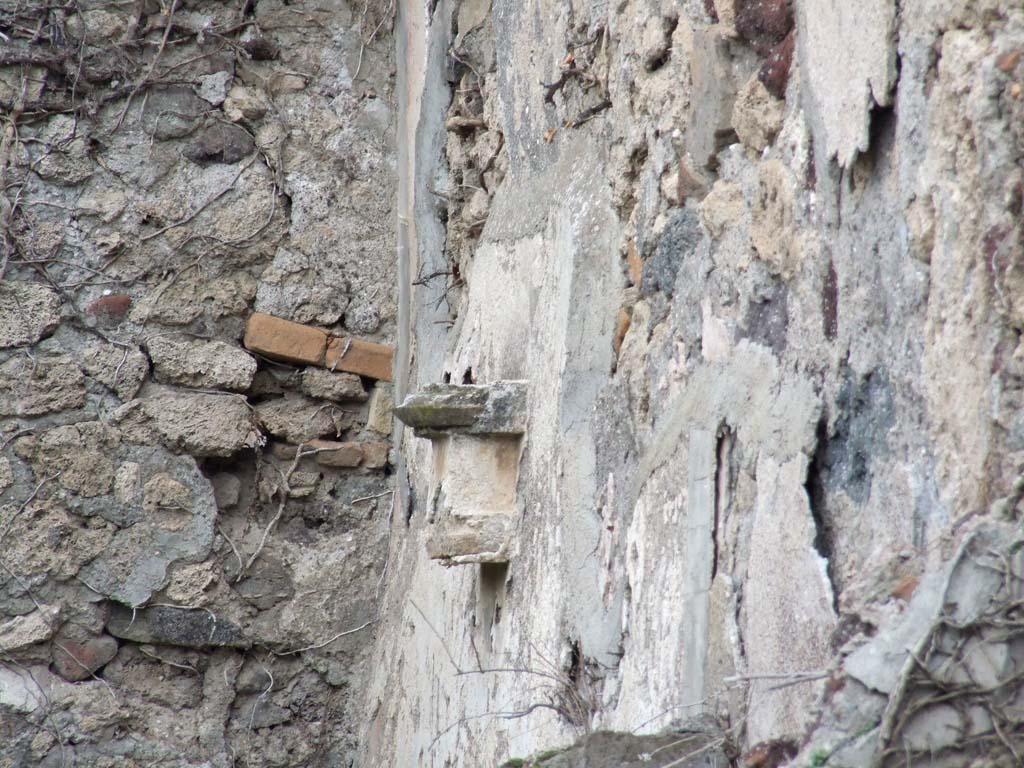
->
[742,453,837,744]
[798,0,898,166]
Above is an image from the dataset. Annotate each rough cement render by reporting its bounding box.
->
[0,0,397,765]
[361,0,1024,766]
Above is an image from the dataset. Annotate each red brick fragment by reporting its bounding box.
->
[52,635,119,682]
[613,307,632,357]
[996,49,1022,74]
[890,573,919,601]
[626,240,642,286]
[86,293,132,327]
[325,337,394,382]
[243,312,327,366]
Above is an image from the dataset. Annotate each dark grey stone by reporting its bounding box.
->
[184,122,256,165]
[232,694,293,729]
[642,209,703,297]
[107,604,249,649]
[744,282,789,355]
[234,560,294,611]
[142,87,208,140]
[819,368,896,503]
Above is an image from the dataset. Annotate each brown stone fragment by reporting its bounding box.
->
[325,337,394,382]
[743,738,799,768]
[613,307,632,357]
[243,312,327,366]
[366,384,394,435]
[758,31,795,99]
[360,441,390,469]
[86,293,132,328]
[268,441,298,460]
[309,439,364,468]
[996,49,1022,73]
[678,162,709,202]
[735,0,792,56]
[243,36,279,60]
[626,240,643,286]
[52,635,119,682]
[446,116,487,133]
[890,573,919,602]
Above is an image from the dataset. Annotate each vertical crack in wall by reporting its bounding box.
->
[805,416,839,614]
[712,424,733,582]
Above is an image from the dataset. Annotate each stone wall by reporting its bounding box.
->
[3,0,1024,766]
[0,0,396,765]
[364,0,1024,766]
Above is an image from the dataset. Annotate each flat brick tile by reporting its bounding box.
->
[325,337,394,382]
[243,313,327,366]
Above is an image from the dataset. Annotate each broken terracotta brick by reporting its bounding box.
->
[52,635,119,682]
[243,312,327,366]
[325,337,394,382]
[890,573,919,602]
[613,307,632,357]
[996,49,1022,74]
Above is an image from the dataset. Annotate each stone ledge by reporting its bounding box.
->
[393,381,528,437]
